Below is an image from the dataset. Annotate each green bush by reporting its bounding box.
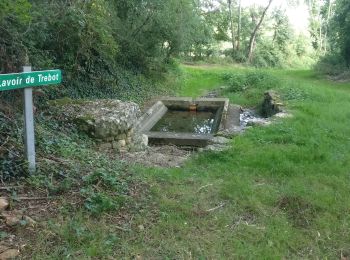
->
[252,43,285,68]
[315,53,349,76]
[0,0,205,105]
[80,168,128,214]
[83,169,121,190]
[222,72,247,92]
[0,111,27,181]
[222,48,247,63]
[81,188,124,215]
[223,71,281,93]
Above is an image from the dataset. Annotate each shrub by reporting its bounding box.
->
[81,188,124,215]
[223,71,281,93]
[315,53,348,76]
[80,168,128,215]
[252,43,285,68]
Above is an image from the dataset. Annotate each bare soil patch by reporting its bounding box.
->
[119,145,192,168]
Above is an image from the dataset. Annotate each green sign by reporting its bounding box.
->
[0,69,62,91]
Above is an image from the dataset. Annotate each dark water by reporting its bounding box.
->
[151,110,216,134]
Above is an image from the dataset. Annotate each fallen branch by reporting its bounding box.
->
[40,155,70,165]
[115,225,131,232]
[15,196,54,201]
[206,202,225,212]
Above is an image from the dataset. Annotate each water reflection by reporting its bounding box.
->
[151,110,216,134]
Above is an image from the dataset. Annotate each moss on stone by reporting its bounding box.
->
[49,97,87,107]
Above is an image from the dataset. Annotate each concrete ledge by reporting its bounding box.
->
[147,132,213,147]
[162,97,193,110]
[223,104,241,130]
[135,101,167,132]
[161,97,229,111]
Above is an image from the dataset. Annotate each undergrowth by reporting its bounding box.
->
[221,70,314,108]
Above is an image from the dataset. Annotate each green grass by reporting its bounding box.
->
[24,65,350,259]
[176,65,234,97]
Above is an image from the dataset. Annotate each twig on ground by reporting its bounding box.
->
[15,196,54,201]
[206,202,225,212]
[105,213,131,232]
[0,186,23,190]
[40,155,70,165]
[115,225,131,232]
[197,184,213,193]
[254,183,266,186]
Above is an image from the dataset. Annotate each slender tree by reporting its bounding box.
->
[227,0,235,52]
[324,0,334,52]
[236,0,242,50]
[247,0,273,62]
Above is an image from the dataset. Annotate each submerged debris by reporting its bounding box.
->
[240,108,292,128]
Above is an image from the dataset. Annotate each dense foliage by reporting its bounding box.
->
[0,0,207,177]
[0,0,207,100]
[323,0,350,67]
[2,0,349,78]
[312,0,350,75]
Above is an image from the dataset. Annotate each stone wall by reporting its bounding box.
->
[53,99,148,152]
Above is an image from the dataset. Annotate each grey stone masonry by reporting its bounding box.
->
[53,99,148,152]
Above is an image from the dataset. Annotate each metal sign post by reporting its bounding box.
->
[0,67,62,174]
[23,66,36,173]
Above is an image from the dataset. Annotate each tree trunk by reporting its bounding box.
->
[236,0,242,51]
[228,0,235,53]
[324,0,333,52]
[247,0,273,62]
[319,21,323,51]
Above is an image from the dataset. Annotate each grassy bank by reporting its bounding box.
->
[124,66,350,258]
[8,65,350,259]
